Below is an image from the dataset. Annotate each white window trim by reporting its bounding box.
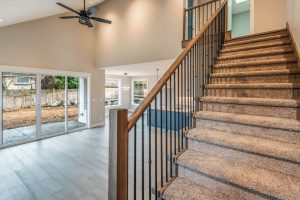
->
[131,79,149,106]
[105,78,122,108]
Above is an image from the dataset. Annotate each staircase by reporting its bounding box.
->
[163,29,300,199]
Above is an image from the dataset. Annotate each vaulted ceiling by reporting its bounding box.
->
[0,0,105,27]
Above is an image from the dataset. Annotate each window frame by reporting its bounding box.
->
[105,79,121,107]
[131,79,148,106]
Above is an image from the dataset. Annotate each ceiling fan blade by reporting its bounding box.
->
[59,16,79,19]
[56,3,81,15]
[90,17,112,24]
[87,6,97,15]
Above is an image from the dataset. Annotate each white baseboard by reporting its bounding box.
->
[91,122,105,128]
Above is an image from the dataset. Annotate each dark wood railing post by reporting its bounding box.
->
[109,109,128,200]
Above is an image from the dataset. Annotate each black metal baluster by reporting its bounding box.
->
[177,67,180,152]
[134,124,137,200]
[154,97,158,200]
[202,6,205,25]
[173,72,177,156]
[192,47,195,119]
[181,61,184,151]
[206,4,208,23]
[187,52,189,130]
[160,91,163,189]
[169,77,173,178]
[142,114,145,200]
[165,83,168,183]
[194,8,196,37]
[148,105,152,200]
[184,57,186,133]
[201,35,205,97]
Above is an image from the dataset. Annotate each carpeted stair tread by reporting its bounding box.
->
[162,178,226,200]
[162,177,265,200]
[177,150,300,200]
[195,111,300,132]
[224,33,289,47]
[187,128,300,163]
[214,57,297,68]
[201,96,300,107]
[221,40,291,53]
[210,69,300,78]
[218,47,294,60]
[217,53,295,65]
[206,82,300,89]
[225,28,287,43]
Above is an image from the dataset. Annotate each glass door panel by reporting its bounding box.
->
[2,73,37,144]
[40,75,65,135]
[67,77,87,131]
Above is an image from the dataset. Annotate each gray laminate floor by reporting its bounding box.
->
[0,126,109,200]
[0,116,184,200]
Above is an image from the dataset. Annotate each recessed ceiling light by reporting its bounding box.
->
[0,19,3,22]
[236,0,247,3]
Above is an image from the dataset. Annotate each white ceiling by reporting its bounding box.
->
[104,59,176,77]
[0,0,106,27]
[232,0,250,14]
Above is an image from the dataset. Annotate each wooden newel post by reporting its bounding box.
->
[109,109,128,200]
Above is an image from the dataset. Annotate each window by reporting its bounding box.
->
[132,80,148,105]
[105,80,120,106]
[15,76,31,85]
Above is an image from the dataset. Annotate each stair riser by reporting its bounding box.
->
[213,64,298,73]
[217,54,294,64]
[188,140,300,178]
[195,118,300,144]
[225,30,287,44]
[202,102,300,119]
[210,74,300,84]
[206,88,300,99]
[220,45,293,57]
[221,41,290,53]
[224,38,289,49]
[224,35,288,48]
[177,166,264,200]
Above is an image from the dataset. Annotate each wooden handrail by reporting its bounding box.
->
[128,0,228,131]
[185,0,220,11]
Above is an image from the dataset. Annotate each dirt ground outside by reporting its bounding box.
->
[3,106,79,129]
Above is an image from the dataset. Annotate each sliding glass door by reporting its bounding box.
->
[67,77,87,131]
[40,75,66,136]
[0,72,89,147]
[2,73,37,144]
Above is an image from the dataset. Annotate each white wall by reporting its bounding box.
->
[0,14,105,127]
[95,0,183,68]
[232,11,250,38]
[251,0,287,34]
[286,0,300,52]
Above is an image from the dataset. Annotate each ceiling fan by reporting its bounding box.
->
[57,0,112,28]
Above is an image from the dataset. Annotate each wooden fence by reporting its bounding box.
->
[3,89,79,111]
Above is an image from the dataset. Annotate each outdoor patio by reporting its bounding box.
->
[3,121,86,145]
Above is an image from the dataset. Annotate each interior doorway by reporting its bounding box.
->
[231,0,250,38]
